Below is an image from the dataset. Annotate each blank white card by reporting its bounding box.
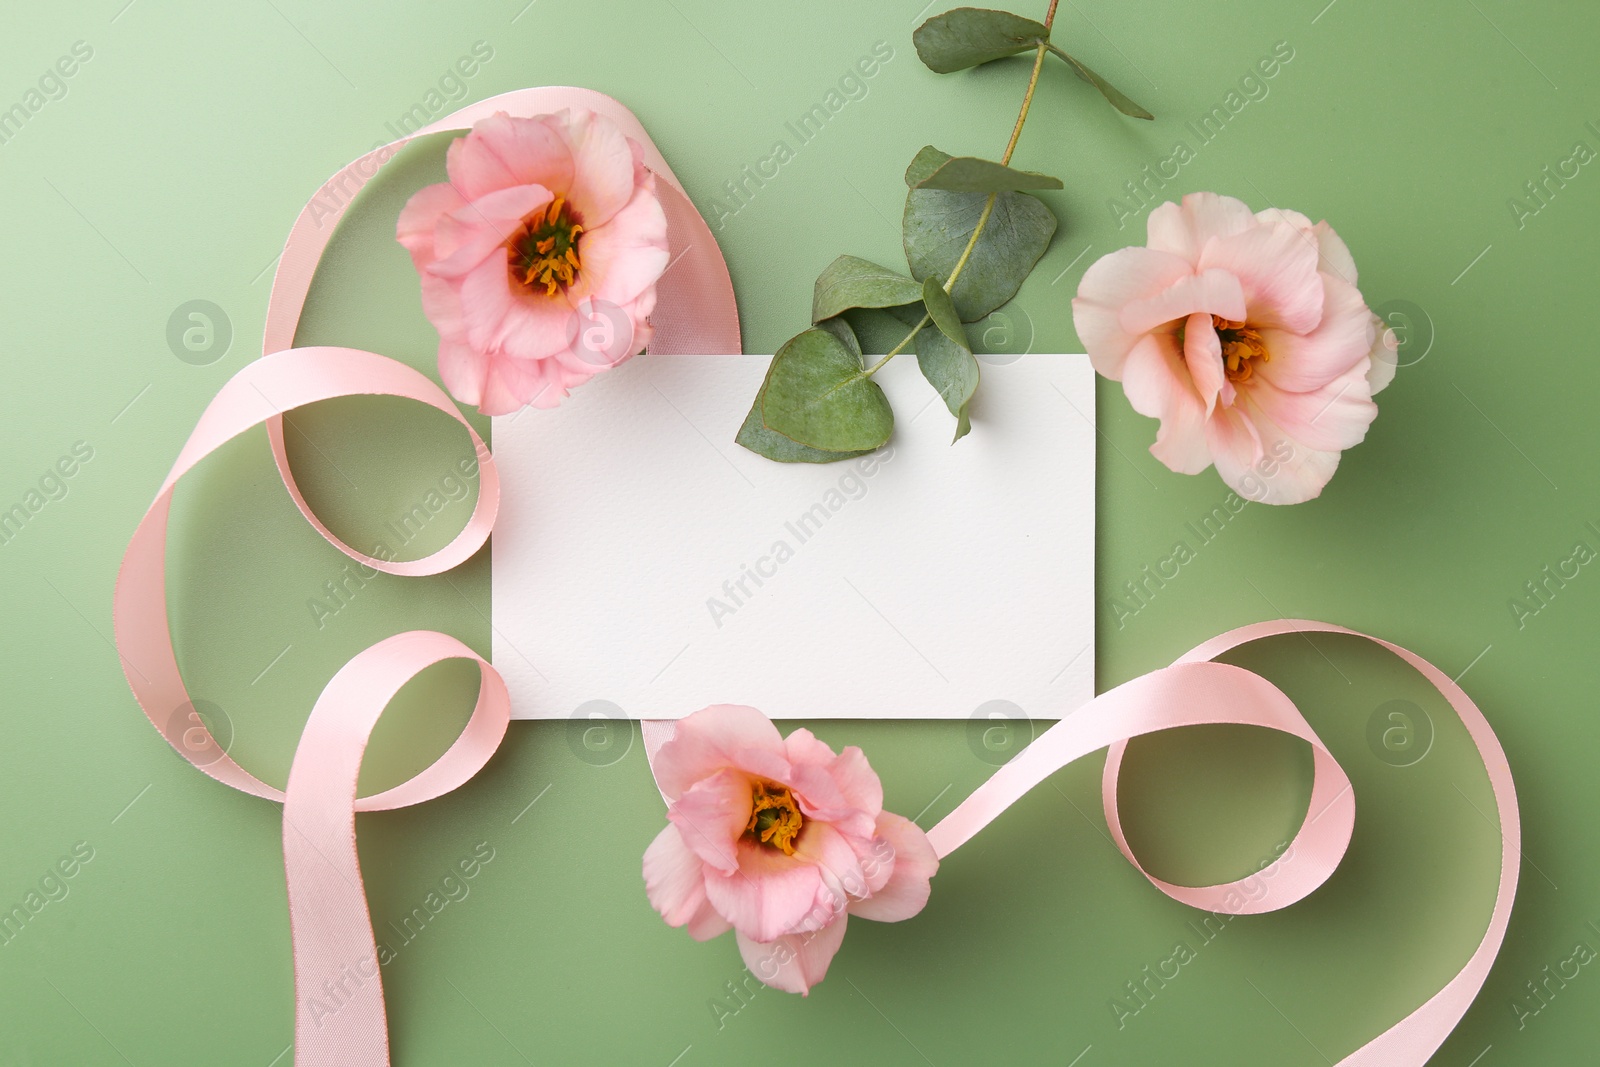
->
[491,353,1094,720]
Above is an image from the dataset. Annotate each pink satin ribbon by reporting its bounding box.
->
[641,621,1519,1065]
[113,90,739,1065]
[113,346,510,1065]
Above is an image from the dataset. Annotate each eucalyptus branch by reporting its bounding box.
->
[865,2,1059,380]
[739,0,1151,461]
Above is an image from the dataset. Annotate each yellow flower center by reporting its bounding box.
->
[746,781,803,855]
[507,195,584,296]
[1213,315,1271,383]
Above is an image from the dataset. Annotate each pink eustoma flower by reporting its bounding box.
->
[642,705,939,994]
[397,108,669,415]
[1073,192,1397,504]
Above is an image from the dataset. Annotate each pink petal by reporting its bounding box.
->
[1254,205,1314,233]
[429,184,553,280]
[485,351,572,414]
[1312,219,1359,285]
[788,773,873,842]
[1210,403,1340,505]
[1118,268,1247,337]
[780,726,844,809]
[570,181,670,307]
[703,838,823,943]
[1255,274,1376,393]
[1072,246,1194,379]
[642,824,711,927]
[561,109,637,230]
[1255,205,1362,285]
[668,769,753,875]
[1367,313,1398,395]
[1198,218,1323,334]
[782,728,840,780]
[447,112,575,200]
[653,706,790,802]
[452,348,571,416]
[1182,311,1225,414]
[1245,363,1376,454]
[825,746,884,823]
[457,256,575,362]
[1121,333,1213,475]
[437,339,487,410]
[788,822,869,933]
[859,830,896,895]
[519,366,586,410]
[396,181,466,268]
[1204,404,1265,481]
[474,355,547,416]
[544,297,645,375]
[779,730,874,839]
[1146,192,1257,264]
[683,896,732,942]
[848,812,939,923]
[736,915,848,996]
[417,270,465,340]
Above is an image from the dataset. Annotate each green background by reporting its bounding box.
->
[0,0,1592,1063]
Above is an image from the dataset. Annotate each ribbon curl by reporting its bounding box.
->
[113,345,511,1065]
[934,621,1518,1065]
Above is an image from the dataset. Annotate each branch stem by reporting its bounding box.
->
[869,0,1057,375]
[864,313,931,376]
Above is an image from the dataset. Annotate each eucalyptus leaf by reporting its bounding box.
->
[913,154,1063,192]
[760,327,895,452]
[921,275,968,351]
[841,305,925,354]
[816,313,864,360]
[915,321,980,443]
[735,392,871,463]
[1046,44,1154,119]
[913,8,1047,73]
[904,186,1057,322]
[812,255,925,323]
[739,319,877,461]
[905,145,954,188]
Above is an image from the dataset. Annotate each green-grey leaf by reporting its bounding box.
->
[735,392,871,463]
[812,255,925,323]
[738,319,875,462]
[841,305,925,354]
[760,327,894,452]
[905,145,953,188]
[913,154,1063,192]
[1046,44,1154,119]
[814,314,864,361]
[915,320,980,443]
[914,7,1047,73]
[904,187,1057,322]
[921,275,968,351]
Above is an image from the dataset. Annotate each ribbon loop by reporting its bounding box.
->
[922,659,1355,914]
[914,623,1516,1066]
[113,345,514,1065]
[283,631,509,1066]
[1098,662,1355,915]
[115,343,518,1067]
[114,346,500,799]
